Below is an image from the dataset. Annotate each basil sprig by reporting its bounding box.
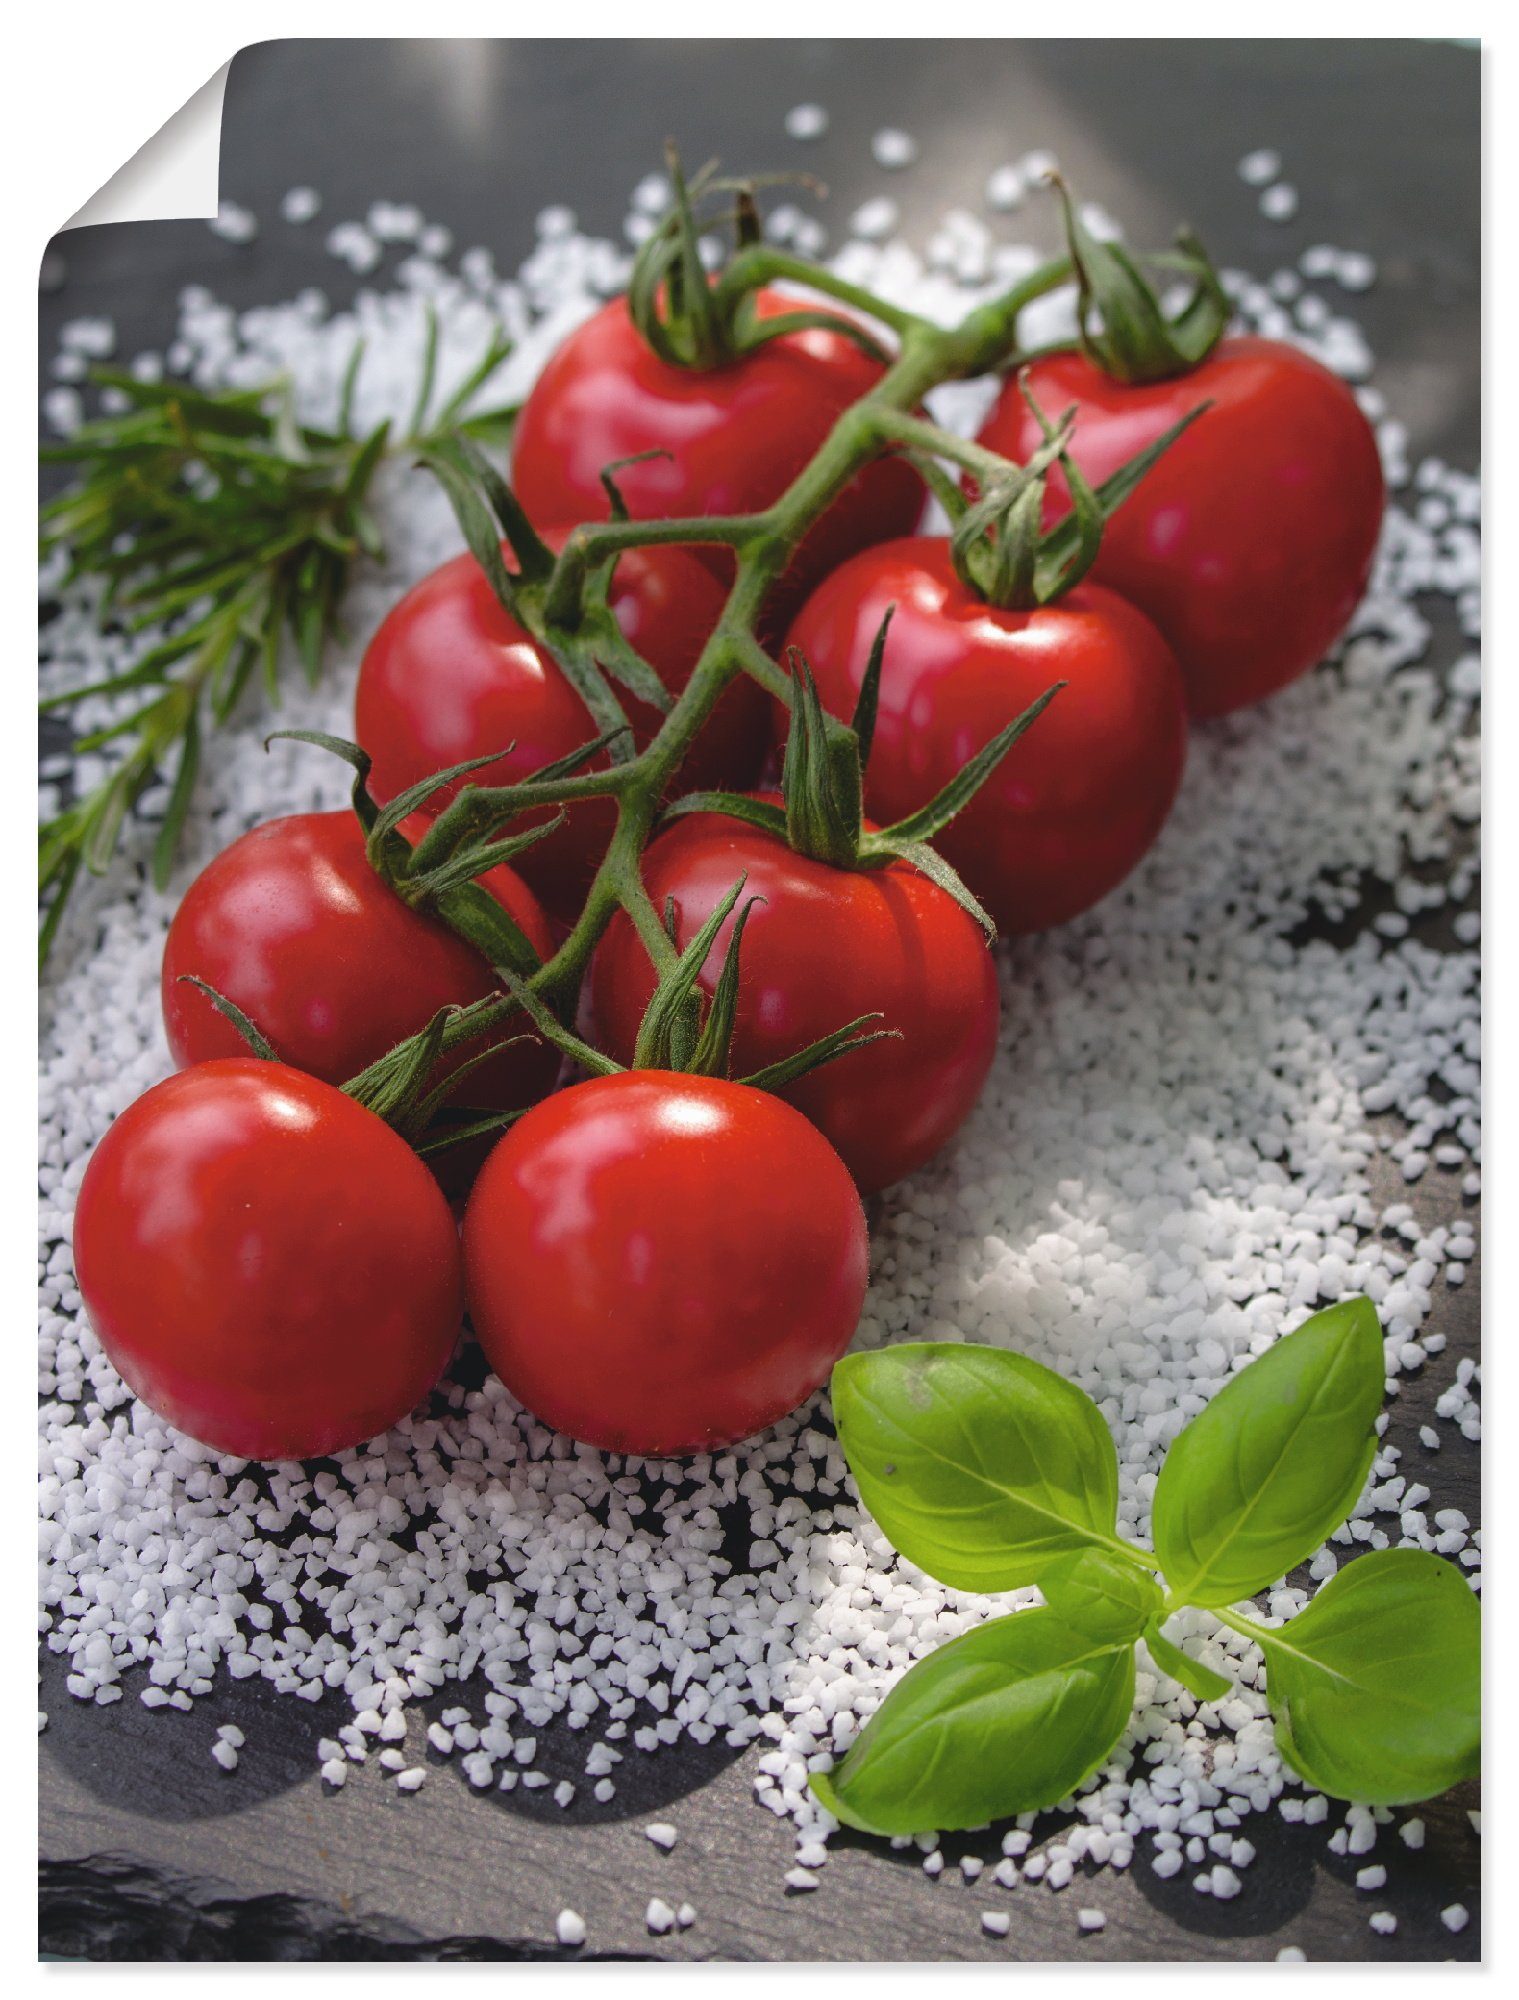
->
[816,1300,1480,1836]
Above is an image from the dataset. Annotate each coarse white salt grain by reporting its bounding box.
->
[850,197,899,241]
[1399,1819,1425,1850]
[785,104,828,141]
[646,1898,676,1933]
[210,1740,237,1772]
[1441,1904,1469,1933]
[1261,184,1300,222]
[872,129,918,170]
[645,1823,677,1850]
[785,1868,819,1893]
[368,201,423,243]
[981,1911,1011,1937]
[1276,1946,1306,1962]
[1078,1909,1106,1932]
[1346,1810,1378,1857]
[395,1768,425,1791]
[216,1723,243,1747]
[556,1909,585,1947]
[986,165,1025,211]
[1239,148,1282,185]
[209,203,258,244]
[320,1759,345,1787]
[281,187,321,224]
[1356,1864,1386,1891]
[325,222,381,273]
[1369,1912,1397,1936]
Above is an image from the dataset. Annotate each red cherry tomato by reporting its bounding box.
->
[162,809,558,1115]
[462,1071,868,1456]
[589,804,998,1195]
[355,535,758,916]
[786,539,1188,936]
[976,337,1385,717]
[73,1061,463,1460]
[511,291,924,624]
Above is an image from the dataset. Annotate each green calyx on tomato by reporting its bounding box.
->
[663,626,1064,935]
[267,726,558,977]
[179,962,540,1164]
[505,870,895,1094]
[416,430,680,749]
[1049,172,1233,388]
[626,144,889,375]
[171,730,580,1159]
[951,373,1211,615]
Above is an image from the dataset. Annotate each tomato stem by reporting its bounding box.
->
[497,257,1076,1014]
[375,245,1085,1084]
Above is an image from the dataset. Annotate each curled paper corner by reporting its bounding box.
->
[64,60,230,232]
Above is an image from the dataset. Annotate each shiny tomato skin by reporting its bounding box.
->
[73,1060,463,1460]
[786,539,1188,936]
[589,806,999,1195]
[976,337,1385,717]
[162,809,558,1113]
[511,292,924,622]
[463,1071,869,1457]
[354,535,759,915]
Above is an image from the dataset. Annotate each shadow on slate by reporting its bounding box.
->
[39,1854,655,1962]
[1129,1831,1315,1940]
[413,1675,745,1827]
[39,1648,351,1823]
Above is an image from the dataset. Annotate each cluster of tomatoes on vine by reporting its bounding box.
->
[74,169,1384,1469]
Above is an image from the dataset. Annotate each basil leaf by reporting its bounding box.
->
[810,1607,1135,1836]
[831,1344,1123,1592]
[1151,1298,1385,1606]
[1039,1548,1162,1644]
[1143,1623,1234,1704]
[1248,1548,1480,1806]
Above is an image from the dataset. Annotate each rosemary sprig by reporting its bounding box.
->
[38,311,517,964]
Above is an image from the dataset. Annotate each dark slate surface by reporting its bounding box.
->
[39,38,1480,1963]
